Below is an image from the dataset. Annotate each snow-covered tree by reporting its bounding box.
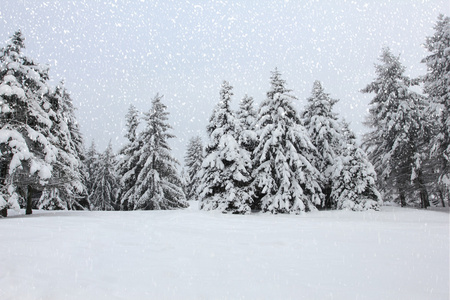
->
[363,48,431,207]
[302,80,342,208]
[184,136,204,201]
[116,105,141,210]
[90,142,118,211]
[330,121,382,210]
[84,140,99,200]
[252,69,322,214]
[0,30,57,216]
[121,94,188,210]
[198,81,253,214]
[38,82,86,210]
[422,14,450,206]
[237,94,258,153]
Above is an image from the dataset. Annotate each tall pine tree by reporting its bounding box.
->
[422,14,450,206]
[363,48,431,207]
[252,69,322,214]
[198,81,253,214]
[302,80,342,208]
[122,94,187,210]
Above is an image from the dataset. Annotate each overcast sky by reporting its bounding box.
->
[1,0,448,164]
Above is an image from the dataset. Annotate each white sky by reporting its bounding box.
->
[1,0,448,164]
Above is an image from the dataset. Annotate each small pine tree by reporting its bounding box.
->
[362,48,431,208]
[302,80,342,208]
[90,142,118,211]
[122,94,188,210]
[198,81,253,214]
[252,69,322,214]
[184,136,204,201]
[330,121,382,210]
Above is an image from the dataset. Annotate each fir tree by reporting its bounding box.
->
[184,136,204,201]
[122,94,188,210]
[330,121,382,210]
[252,69,322,214]
[422,14,450,206]
[362,48,431,207]
[85,140,99,201]
[116,104,141,210]
[237,94,258,153]
[198,81,253,214]
[0,30,57,216]
[302,80,342,208]
[90,142,118,211]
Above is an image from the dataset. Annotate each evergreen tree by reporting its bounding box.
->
[122,94,188,210]
[184,136,204,201]
[330,121,382,210]
[85,140,99,201]
[116,104,141,210]
[198,81,253,214]
[237,94,258,153]
[302,80,342,208]
[0,30,57,216]
[252,69,322,214]
[90,142,118,211]
[362,48,431,207]
[422,14,450,206]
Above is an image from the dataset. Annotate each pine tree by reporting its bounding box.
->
[116,104,141,210]
[0,30,57,216]
[184,136,204,201]
[422,14,450,206]
[85,140,99,201]
[90,142,118,211]
[198,81,253,214]
[330,121,382,210]
[252,69,322,214]
[362,48,431,207]
[122,94,188,210]
[237,94,258,153]
[302,80,342,208]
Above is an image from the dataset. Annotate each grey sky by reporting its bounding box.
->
[1,0,448,164]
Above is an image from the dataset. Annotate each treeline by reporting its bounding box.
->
[0,15,448,216]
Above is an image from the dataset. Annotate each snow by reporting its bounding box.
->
[1,204,448,300]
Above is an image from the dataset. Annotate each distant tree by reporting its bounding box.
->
[302,80,341,208]
[330,121,382,210]
[237,94,258,154]
[90,142,119,211]
[121,94,188,210]
[422,14,450,206]
[116,104,141,210]
[184,136,204,201]
[362,48,431,208]
[0,30,57,216]
[198,81,253,214]
[252,69,322,214]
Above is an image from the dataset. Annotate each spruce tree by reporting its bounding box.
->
[116,104,141,210]
[198,81,252,214]
[302,80,342,208]
[0,30,57,216]
[422,14,450,206]
[122,94,187,210]
[330,121,382,210]
[252,69,322,214]
[237,94,258,153]
[90,142,118,211]
[362,48,431,207]
[184,136,204,201]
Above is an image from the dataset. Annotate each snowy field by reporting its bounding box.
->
[1,203,448,300]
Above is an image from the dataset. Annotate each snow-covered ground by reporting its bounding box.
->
[1,203,448,300]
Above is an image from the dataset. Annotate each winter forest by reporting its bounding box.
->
[1,15,449,216]
[0,3,449,299]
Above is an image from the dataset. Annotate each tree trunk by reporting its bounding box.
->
[0,207,7,217]
[399,191,406,207]
[26,185,33,215]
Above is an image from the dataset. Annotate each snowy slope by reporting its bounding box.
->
[1,203,448,300]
